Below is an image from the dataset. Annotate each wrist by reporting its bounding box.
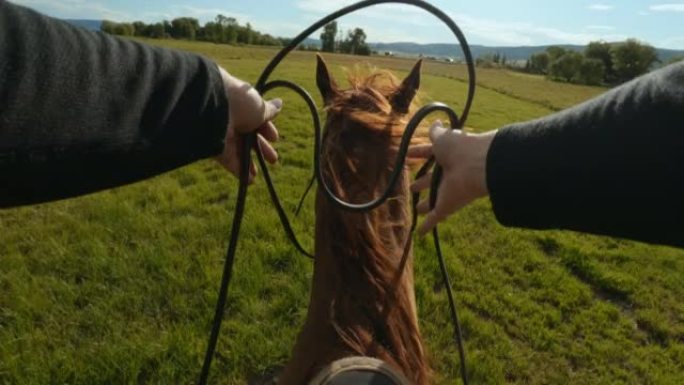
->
[462,130,496,198]
[218,67,240,95]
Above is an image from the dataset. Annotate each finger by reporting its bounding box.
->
[257,121,279,142]
[429,120,448,142]
[407,144,432,159]
[410,172,433,193]
[257,134,278,164]
[263,98,283,122]
[248,160,257,184]
[418,211,443,237]
[416,199,430,215]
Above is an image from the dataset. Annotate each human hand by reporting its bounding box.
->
[408,121,496,235]
[216,67,281,183]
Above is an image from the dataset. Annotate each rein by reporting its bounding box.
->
[198,1,476,384]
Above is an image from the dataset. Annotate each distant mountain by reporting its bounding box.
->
[64,19,102,31]
[302,38,682,63]
[62,24,682,63]
[368,42,684,63]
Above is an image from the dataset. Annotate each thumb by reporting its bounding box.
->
[429,120,448,143]
[263,98,283,122]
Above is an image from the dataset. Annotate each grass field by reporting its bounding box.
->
[1,39,683,385]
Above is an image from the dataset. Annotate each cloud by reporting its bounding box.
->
[296,2,629,46]
[13,0,130,20]
[585,25,615,31]
[296,0,432,27]
[13,0,251,24]
[446,12,626,46]
[293,0,440,43]
[141,5,251,24]
[588,4,614,11]
[649,3,684,12]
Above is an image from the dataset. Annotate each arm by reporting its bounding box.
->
[411,62,684,247]
[1,2,225,207]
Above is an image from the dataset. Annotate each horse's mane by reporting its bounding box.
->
[315,67,431,385]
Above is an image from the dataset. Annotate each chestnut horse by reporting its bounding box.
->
[277,55,430,385]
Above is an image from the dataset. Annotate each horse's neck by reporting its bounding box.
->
[309,200,415,315]
[278,189,422,385]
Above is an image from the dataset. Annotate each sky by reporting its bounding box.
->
[11,0,684,49]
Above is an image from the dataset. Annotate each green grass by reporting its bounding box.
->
[1,40,683,385]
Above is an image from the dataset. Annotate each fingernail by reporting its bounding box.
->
[430,120,442,130]
[271,98,283,109]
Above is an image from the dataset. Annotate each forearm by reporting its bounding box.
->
[0,1,228,207]
[487,62,684,246]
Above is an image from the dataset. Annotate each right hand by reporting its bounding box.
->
[408,121,496,235]
[216,67,282,183]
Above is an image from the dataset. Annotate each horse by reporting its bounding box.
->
[277,55,431,385]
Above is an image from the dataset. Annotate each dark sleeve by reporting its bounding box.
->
[0,1,229,208]
[487,61,684,247]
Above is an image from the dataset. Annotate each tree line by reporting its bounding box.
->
[524,39,680,86]
[319,22,372,56]
[102,18,375,58]
[102,16,283,46]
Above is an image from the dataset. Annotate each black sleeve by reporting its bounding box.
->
[487,61,684,247]
[0,1,229,208]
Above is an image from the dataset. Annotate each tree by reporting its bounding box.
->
[236,22,255,44]
[549,51,584,82]
[101,20,116,35]
[202,21,222,43]
[339,28,370,55]
[528,52,550,74]
[612,39,658,83]
[171,17,199,40]
[320,21,337,53]
[585,41,614,82]
[131,21,146,37]
[163,20,172,37]
[546,46,567,62]
[577,58,606,85]
[146,23,165,38]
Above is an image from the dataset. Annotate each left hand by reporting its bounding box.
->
[216,67,282,183]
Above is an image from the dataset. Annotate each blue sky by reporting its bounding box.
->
[12,0,684,49]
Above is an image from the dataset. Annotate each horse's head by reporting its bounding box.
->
[310,55,431,385]
[315,54,423,207]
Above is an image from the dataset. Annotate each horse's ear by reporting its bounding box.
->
[391,59,422,113]
[316,54,339,105]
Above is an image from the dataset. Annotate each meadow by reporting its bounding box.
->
[1,39,682,385]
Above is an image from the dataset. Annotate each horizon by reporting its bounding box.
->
[11,1,684,49]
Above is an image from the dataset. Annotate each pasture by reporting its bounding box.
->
[1,39,682,385]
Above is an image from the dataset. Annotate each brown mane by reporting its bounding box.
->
[278,56,430,385]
